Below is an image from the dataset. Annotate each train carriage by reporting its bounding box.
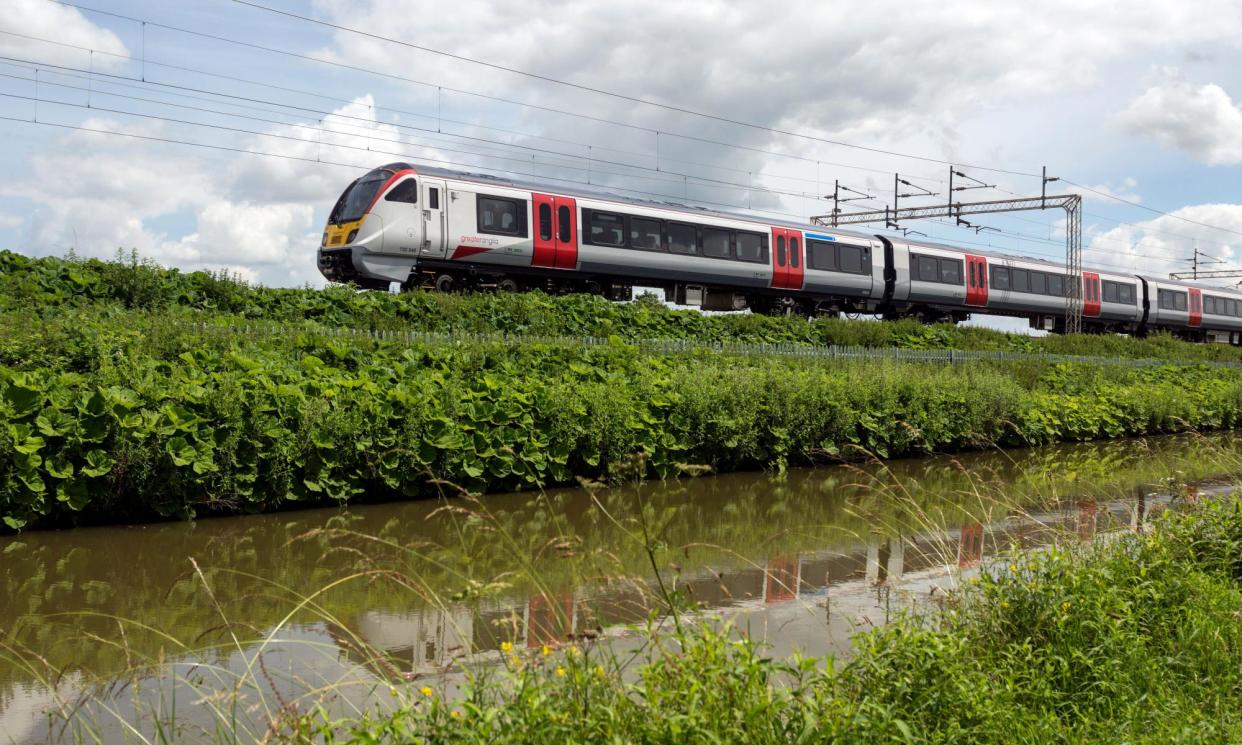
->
[318,162,1241,344]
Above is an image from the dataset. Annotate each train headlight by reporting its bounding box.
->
[321,230,328,246]
[347,229,359,244]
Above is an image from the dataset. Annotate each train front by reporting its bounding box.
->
[318,162,419,289]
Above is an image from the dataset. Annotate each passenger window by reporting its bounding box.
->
[703,228,732,258]
[839,245,864,274]
[558,205,571,243]
[668,223,696,254]
[1011,269,1029,293]
[384,179,418,203]
[808,241,835,271]
[477,196,526,236]
[428,188,440,209]
[1120,285,1133,304]
[630,217,662,250]
[992,266,1010,290]
[538,203,552,241]
[1029,271,1047,295]
[1048,274,1064,297]
[789,238,800,268]
[1102,281,1118,304]
[736,232,765,262]
[940,258,962,285]
[588,211,626,247]
[916,255,938,282]
[1175,293,1187,311]
[776,235,787,266]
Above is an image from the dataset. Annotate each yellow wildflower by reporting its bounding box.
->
[542,644,553,657]
[420,686,434,697]
[500,641,513,654]
[451,710,461,719]
[555,665,566,677]
[1009,564,1018,573]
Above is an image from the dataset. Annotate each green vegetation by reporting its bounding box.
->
[6,249,1242,362]
[7,251,1242,529]
[282,496,1242,743]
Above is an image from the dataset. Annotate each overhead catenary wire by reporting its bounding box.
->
[5,7,1240,264]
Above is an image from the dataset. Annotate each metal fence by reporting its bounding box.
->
[187,321,1242,372]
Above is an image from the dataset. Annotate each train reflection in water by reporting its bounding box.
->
[333,494,1164,680]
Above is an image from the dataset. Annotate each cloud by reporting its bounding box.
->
[1,0,129,70]
[1067,178,1142,204]
[1086,203,1242,278]
[1118,76,1242,165]
[0,213,22,229]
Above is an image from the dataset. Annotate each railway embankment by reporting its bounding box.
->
[6,250,1242,529]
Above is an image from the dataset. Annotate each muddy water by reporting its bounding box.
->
[1,434,1239,742]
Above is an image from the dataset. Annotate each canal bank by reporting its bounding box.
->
[2,433,1240,742]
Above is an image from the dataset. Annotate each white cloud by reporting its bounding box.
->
[1,0,129,70]
[1087,203,1242,278]
[1118,76,1242,165]
[1068,178,1143,204]
[0,213,22,229]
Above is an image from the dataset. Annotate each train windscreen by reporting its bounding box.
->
[330,171,389,224]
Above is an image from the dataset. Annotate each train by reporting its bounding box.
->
[318,162,1242,343]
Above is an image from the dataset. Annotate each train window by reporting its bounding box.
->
[538,203,552,241]
[1176,293,1187,311]
[587,210,626,247]
[1011,268,1029,293]
[736,232,766,263]
[991,266,1010,290]
[558,206,571,243]
[914,255,938,282]
[703,227,732,259]
[808,240,836,271]
[1119,284,1134,304]
[1230,299,1239,316]
[776,235,787,266]
[789,237,801,268]
[1029,271,1047,295]
[630,217,662,250]
[839,245,866,274]
[383,179,418,203]
[428,188,440,209]
[477,196,527,237]
[668,223,696,254]
[1102,281,1118,304]
[1048,274,1065,297]
[939,258,963,285]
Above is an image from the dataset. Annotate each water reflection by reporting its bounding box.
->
[0,434,1237,742]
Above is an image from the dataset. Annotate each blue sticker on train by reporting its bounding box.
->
[804,233,837,241]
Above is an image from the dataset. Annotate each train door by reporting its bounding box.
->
[553,197,578,269]
[421,177,446,256]
[1189,287,1202,327]
[532,194,578,269]
[787,231,804,290]
[771,228,797,289]
[532,193,556,267]
[1083,272,1101,317]
[965,254,988,306]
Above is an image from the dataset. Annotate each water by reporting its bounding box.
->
[1,434,1238,742]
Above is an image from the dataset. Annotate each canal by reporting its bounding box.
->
[1,433,1238,742]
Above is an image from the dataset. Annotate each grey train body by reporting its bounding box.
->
[318,162,1242,343]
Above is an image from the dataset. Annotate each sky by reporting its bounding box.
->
[2,0,1242,330]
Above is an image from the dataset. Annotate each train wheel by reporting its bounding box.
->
[497,277,519,293]
[434,274,455,293]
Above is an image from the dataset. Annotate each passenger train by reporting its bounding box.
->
[318,162,1242,343]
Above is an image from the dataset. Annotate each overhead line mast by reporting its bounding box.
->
[813,166,1085,333]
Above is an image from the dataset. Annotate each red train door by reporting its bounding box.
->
[532,193,556,268]
[769,228,803,290]
[786,231,804,290]
[965,254,988,306]
[770,228,789,289]
[1189,288,1202,327]
[532,194,577,269]
[1083,272,1101,317]
[553,197,578,269]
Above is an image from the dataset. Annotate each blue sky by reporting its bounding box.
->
[2,0,1242,325]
